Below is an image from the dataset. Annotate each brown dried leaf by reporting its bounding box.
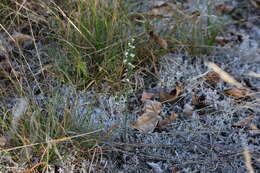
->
[205,61,243,88]
[143,100,162,114]
[224,88,251,98]
[11,33,33,47]
[232,115,254,127]
[205,72,220,83]
[249,123,258,130]
[141,92,155,101]
[158,113,178,129]
[191,92,197,105]
[159,84,183,103]
[172,167,180,173]
[149,3,174,17]
[132,100,162,133]
[215,36,230,46]
[152,1,168,7]
[132,112,161,133]
[149,31,168,50]
[216,4,234,15]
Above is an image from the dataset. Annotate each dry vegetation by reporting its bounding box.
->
[0,0,259,172]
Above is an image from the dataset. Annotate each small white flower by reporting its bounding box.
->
[123,59,127,64]
[130,53,135,58]
[130,45,135,49]
[124,51,129,57]
[131,38,135,42]
[122,78,130,82]
[128,62,135,68]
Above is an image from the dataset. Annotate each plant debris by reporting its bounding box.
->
[149,31,168,50]
[224,88,252,98]
[232,114,254,128]
[159,84,183,103]
[157,113,178,130]
[205,61,244,88]
[132,100,162,133]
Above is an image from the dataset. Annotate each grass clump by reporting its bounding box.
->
[48,0,139,88]
[147,1,226,55]
[0,89,100,172]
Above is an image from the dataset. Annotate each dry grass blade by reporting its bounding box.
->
[232,115,254,127]
[243,146,255,173]
[205,61,243,88]
[150,49,159,75]
[0,129,102,153]
[248,71,260,78]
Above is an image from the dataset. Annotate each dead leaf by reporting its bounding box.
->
[216,4,234,15]
[158,113,178,129]
[11,33,33,48]
[132,100,162,133]
[191,92,197,105]
[172,167,180,173]
[205,61,243,88]
[215,36,230,46]
[132,112,161,133]
[151,1,168,7]
[232,115,254,127]
[224,88,251,98]
[141,91,155,101]
[159,84,183,103]
[249,123,258,130]
[149,3,174,18]
[205,72,220,83]
[143,100,162,114]
[149,31,168,50]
